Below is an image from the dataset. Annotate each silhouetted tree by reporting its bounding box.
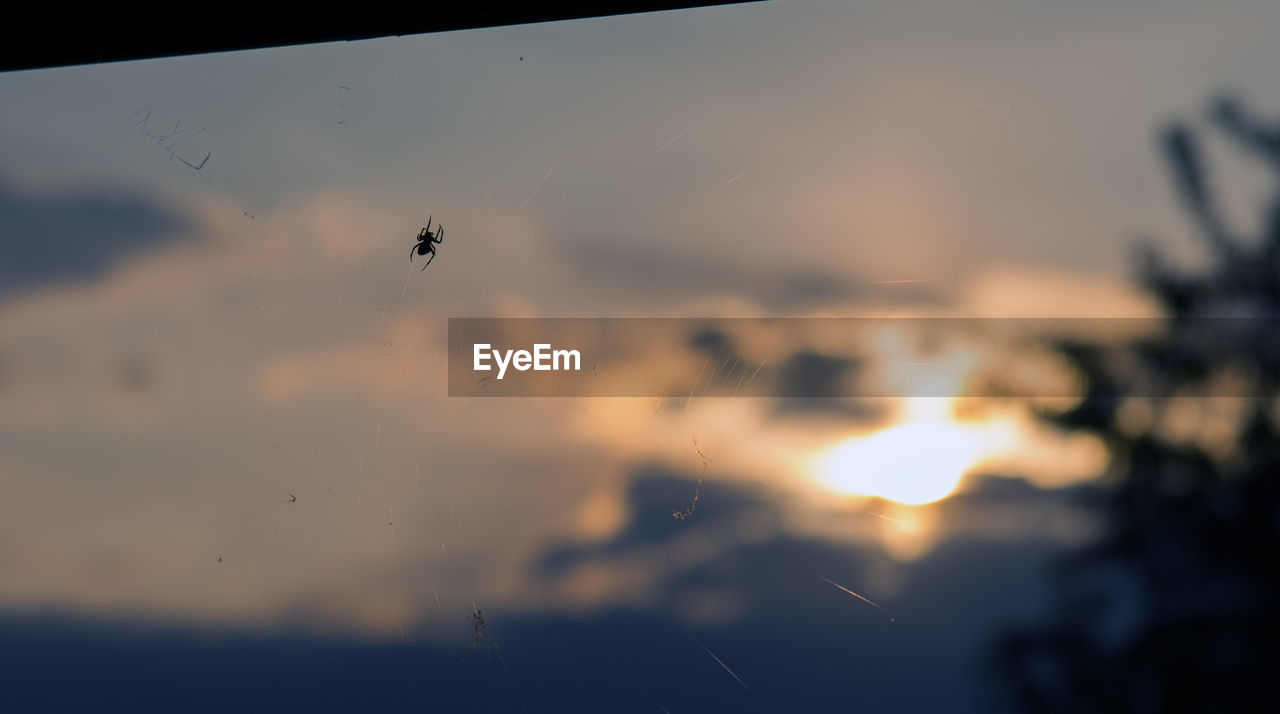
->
[991,97,1280,713]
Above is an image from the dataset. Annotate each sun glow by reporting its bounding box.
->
[815,399,994,505]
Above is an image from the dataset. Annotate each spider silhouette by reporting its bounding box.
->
[410,215,444,270]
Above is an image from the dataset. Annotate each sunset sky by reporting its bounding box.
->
[3,0,1279,710]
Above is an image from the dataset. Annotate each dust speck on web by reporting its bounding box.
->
[655,124,693,154]
[965,99,1013,113]
[861,510,908,527]
[730,359,766,399]
[714,169,750,192]
[810,570,896,622]
[521,159,560,211]
[387,505,397,561]
[681,359,710,414]
[690,635,751,694]
[336,86,354,129]
[673,433,712,521]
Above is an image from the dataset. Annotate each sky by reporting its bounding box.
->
[2,0,1279,710]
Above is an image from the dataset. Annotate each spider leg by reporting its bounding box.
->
[410,244,418,261]
[420,248,436,271]
[436,226,444,244]
[425,215,432,233]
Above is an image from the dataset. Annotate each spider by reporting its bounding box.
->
[410,215,444,270]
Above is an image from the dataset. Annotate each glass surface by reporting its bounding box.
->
[3,1,1279,710]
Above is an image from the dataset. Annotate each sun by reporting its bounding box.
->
[814,400,987,505]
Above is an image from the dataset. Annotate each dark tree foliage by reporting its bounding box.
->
[991,98,1280,713]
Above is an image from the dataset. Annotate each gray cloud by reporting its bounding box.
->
[0,178,192,298]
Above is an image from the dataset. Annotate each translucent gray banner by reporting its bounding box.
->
[446,317,1278,397]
